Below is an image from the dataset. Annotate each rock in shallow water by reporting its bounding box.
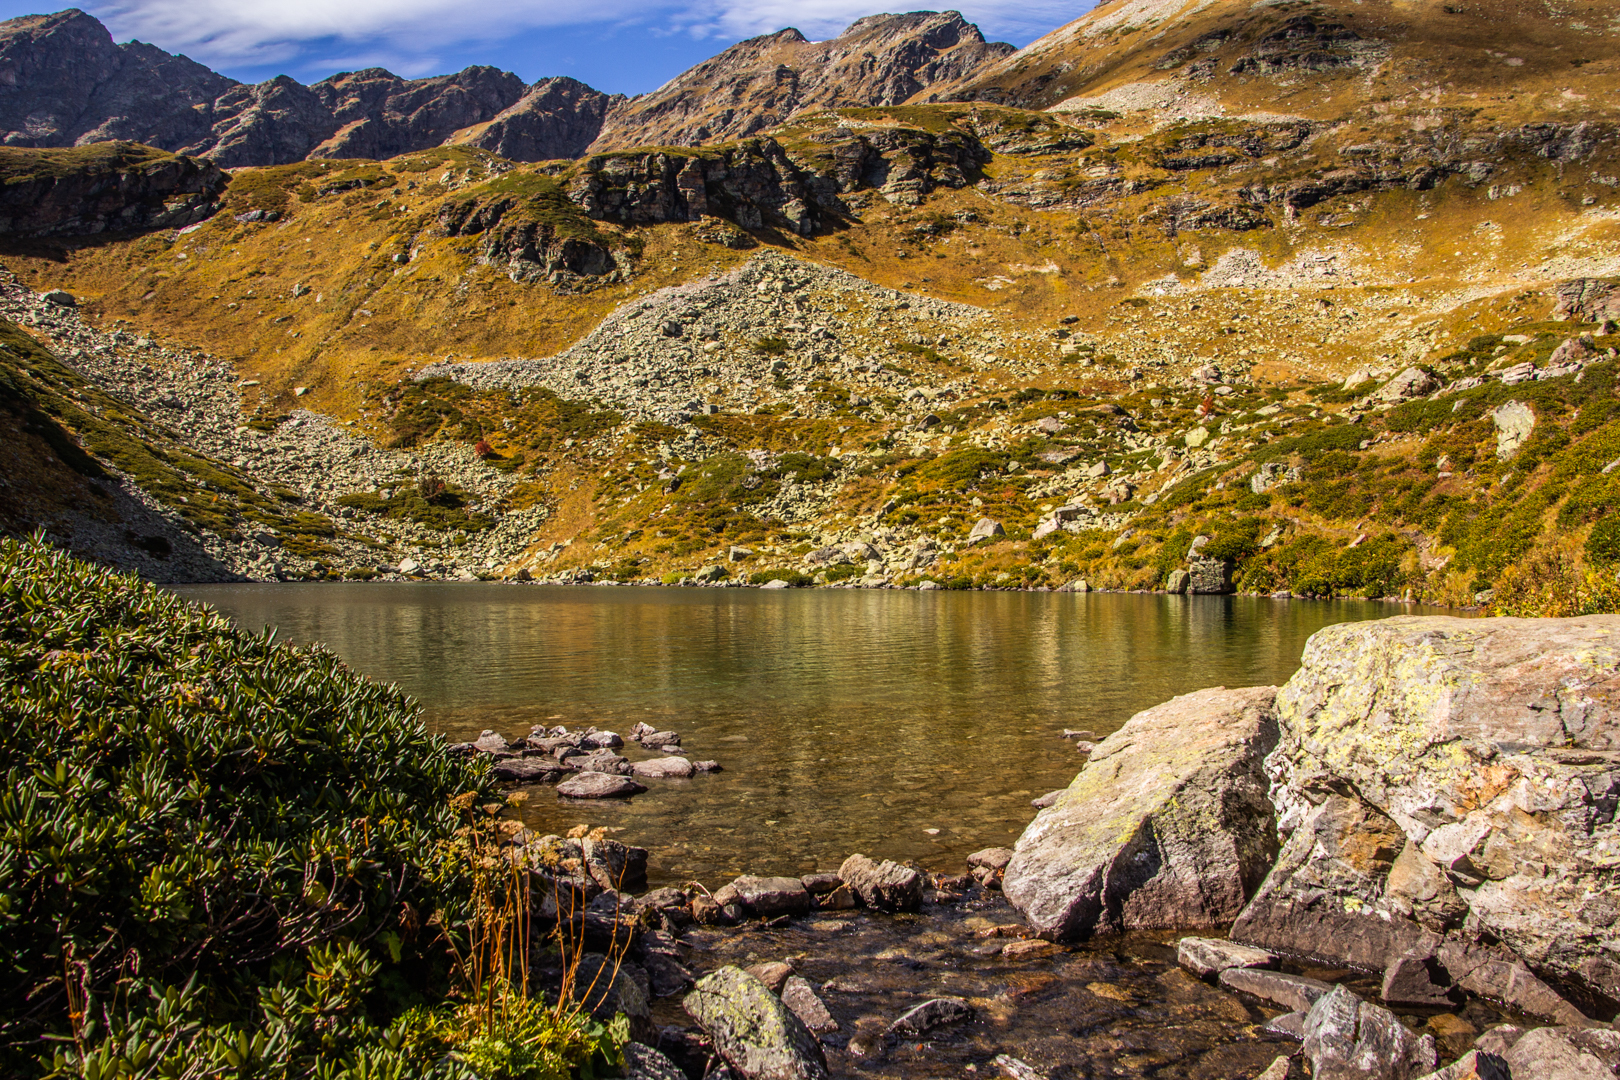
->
[1003,685,1280,939]
[557,771,647,798]
[684,966,830,1080]
[632,756,696,779]
[1176,936,1276,978]
[838,854,924,912]
[885,996,972,1037]
[780,976,838,1035]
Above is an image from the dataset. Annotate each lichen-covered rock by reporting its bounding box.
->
[1003,685,1280,939]
[684,966,830,1080]
[1264,615,1620,1012]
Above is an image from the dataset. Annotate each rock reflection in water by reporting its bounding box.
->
[175,582,1443,885]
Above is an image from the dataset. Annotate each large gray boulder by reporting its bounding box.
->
[1003,685,1281,939]
[1302,985,1437,1080]
[684,967,830,1080]
[1258,615,1620,1011]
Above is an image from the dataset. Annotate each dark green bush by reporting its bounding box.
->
[0,535,504,1075]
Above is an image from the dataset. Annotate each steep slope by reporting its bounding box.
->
[588,12,1015,151]
[937,0,1620,123]
[453,77,626,162]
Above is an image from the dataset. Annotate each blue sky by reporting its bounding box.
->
[1,1,1093,96]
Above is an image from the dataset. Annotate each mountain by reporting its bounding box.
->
[0,8,1012,166]
[585,12,1015,151]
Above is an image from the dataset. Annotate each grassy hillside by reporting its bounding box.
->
[0,0,1617,611]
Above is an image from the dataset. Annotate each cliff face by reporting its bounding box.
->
[455,77,626,163]
[0,142,225,236]
[0,10,233,151]
[587,12,1015,152]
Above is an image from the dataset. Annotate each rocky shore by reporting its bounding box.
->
[502,614,1620,1080]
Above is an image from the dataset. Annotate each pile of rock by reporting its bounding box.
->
[1001,614,1620,1078]
[452,722,721,797]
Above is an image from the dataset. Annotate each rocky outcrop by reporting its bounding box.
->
[587,12,1014,153]
[1248,615,1620,1017]
[306,66,527,161]
[459,77,624,162]
[1003,685,1280,939]
[0,142,225,236]
[0,10,231,151]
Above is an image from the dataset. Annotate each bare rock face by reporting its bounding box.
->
[0,10,231,151]
[588,12,1014,152]
[1003,685,1281,939]
[460,77,625,162]
[199,76,341,167]
[1259,615,1620,1014]
[307,66,527,161]
[0,142,225,236]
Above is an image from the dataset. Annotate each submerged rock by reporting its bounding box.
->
[885,996,972,1037]
[684,966,830,1080]
[1003,685,1280,939]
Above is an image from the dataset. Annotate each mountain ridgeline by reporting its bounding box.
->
[0,8,1012,166]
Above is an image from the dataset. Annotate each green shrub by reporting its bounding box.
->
[0,535,629,1076]
[1587,516,1620,566]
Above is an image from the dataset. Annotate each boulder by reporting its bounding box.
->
[781,976,838,1035]
[557,771,647,799]
[625,1043,688,1080]
[572,749,633,774]
[492,757,563,782]
[473,729,512,753]
[632,757,697,779]
[838,854,925,912]
[1262,615,1620,1011]
[1502,1027,1613,1080]
[800,873,842,895]
[684,967,830,1080]
[744,961,795,994]
[1375,367,1441,403]
[730,876,811,918]
[967,847,1014,872]
[1381,953,1456,1008]
[1165,568,1191,594]
[1003,686,1280,939]
[1491,400,1535,458]
[966,517,1005,544]
[1302,985,1437,1080]
[885,997,972,1037]
[572,953,654,1041]
[1414,1051,1511,1080]
[1187,556,1233,594]
[581,730,624,749]
[1231,795,1438,972]
[1176,937,1276,978]
[1219,968,1334,1012]
[583,836,649,892]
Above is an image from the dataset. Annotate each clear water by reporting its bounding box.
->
[176,583,1439,890]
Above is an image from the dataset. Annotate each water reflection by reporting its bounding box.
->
[176,583,1439,886]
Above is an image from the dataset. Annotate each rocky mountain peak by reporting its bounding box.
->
[586,9,1014,152]
[0,7,1014,165]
